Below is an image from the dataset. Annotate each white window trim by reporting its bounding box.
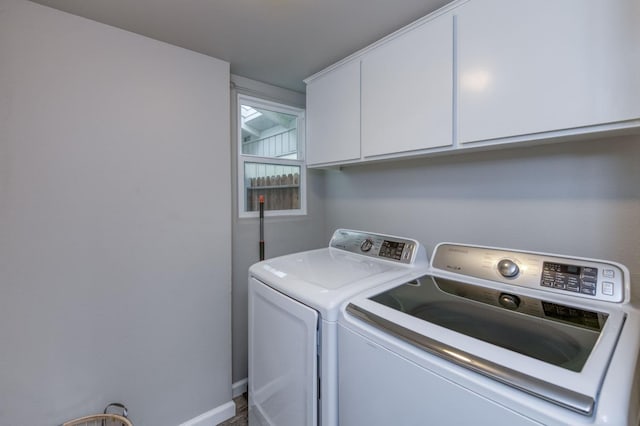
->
[237,94,307,218]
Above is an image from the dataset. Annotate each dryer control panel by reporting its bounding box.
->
[431,243,629,303]
[329,229,422,265]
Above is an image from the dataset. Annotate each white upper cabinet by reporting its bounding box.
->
[361,12,453,157]
[305,60,361,166]
[457,0,640,144]
[305,0,640,168]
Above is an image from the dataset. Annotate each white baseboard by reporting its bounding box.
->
[178,379,248,426]
[178,400,235,426]
[232,378,248,398]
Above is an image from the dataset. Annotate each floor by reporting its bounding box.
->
[217,393,248,426]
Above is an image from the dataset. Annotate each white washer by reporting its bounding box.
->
[248,229,428,426]
[339,243,640,425]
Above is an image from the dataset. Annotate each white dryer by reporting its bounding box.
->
[339,243,640,425]
[248,229,428,426]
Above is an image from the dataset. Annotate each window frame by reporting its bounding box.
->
[237,94,307,218]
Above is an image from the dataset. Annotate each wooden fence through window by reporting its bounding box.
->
[247,173,300,211]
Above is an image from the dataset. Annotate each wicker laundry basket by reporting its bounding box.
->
[62,403,133,426]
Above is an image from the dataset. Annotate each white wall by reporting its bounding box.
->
[323,136,640,289]
[0,1,231,425]
[230,75,327,384]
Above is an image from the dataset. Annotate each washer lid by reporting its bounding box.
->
[345,273,627,416]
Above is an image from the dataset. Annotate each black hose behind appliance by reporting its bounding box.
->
[259,195,265,261]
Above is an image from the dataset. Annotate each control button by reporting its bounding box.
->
[566,285,580,292]
[602,282,614,296]
[567,279,579,290]
[581,287,596,296]
[603,269,615,279]
[498,259,519,278]
[545,263,560,272]
[582,267,598,277]
[582,276,596,284]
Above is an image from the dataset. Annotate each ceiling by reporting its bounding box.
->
[29,0,453,93]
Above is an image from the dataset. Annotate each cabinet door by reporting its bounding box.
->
[306,60,360,166]
[457,0,640,144]
[361,13,453,158]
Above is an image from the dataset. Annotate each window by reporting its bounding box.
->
[237,94,306,217]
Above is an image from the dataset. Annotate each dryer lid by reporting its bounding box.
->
[263,247,397,290]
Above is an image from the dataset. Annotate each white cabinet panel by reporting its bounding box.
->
[306,60,361,166]
[362,13,453,158]
[457,0,640,144]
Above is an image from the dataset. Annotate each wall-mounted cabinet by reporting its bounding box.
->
[361,12,453,158]
[304,7,456,167]
[305,0,640,168]
[362,14,453,158]
[457,0,640,144]
[305,60,361,166]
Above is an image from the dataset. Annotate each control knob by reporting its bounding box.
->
[360,238,374,252]
[498,259,519,278]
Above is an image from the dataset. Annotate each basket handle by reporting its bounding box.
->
[104,402,128,418]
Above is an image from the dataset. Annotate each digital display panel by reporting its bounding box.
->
[541,262,598,296]
[379,240,404,260]
[544,262,582,276]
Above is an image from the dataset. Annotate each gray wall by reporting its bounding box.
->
[230,75,326,384]
[0,1,231,425]
[323,136,640,287]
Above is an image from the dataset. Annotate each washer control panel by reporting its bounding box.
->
[329,229,420,264]
[541,262,598,296]
[432,243,628,303]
